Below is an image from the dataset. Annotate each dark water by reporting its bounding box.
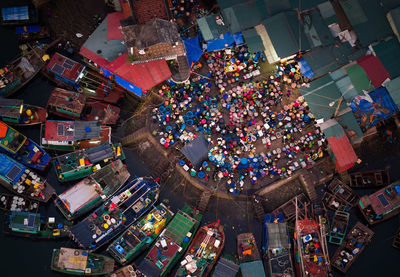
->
[1,3,400,277]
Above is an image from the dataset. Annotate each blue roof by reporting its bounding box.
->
[206,32,244,52]
[16,25,40,34]
[183,36,203,67]
[0,154,25,185]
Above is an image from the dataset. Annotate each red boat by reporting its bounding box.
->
[175,222,225,277]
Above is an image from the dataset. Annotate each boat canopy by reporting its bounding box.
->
[2,6,29,21]
[0,154,25,184]
[57,248,88,271]
[266,222,290,249]
[240,260,266,277]
[9,211,40,232]
[0,98,23,120]
[86,143,114,163]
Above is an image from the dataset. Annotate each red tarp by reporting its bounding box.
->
[107,12,124,41]
[357,55,391,88]
[327,135,358,173]
[107,53,171,90]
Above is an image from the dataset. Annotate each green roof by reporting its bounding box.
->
[222,2,264,34]
[217,0,247,10]
[262,11,310,58]
[317,1,338,25]
[372,37,400,79]
[337,110,364,140]
[242,28,265,53]
[345,64,373,93]
[82,17,126,63]
[387,6,400,40]
[321,120,345,139]
[256,0,291,16]
[289,0,327,11]
[197,14,228,42]
[302,9,335,48]
[330,69,361,103]
[385,76,400,109]
[339,0,393,46]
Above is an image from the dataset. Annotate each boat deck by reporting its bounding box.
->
[212,257,239,277]
[0,193,39,213]
[273,193,308,223]
[329,211,349,245]
[327,178,358,207]
[349,169,390,188]
[46,87,86,117]
[0,121,26,153]
[237,233,261,263]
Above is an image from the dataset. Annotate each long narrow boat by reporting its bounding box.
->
[16,25,50,42]
[331,222,374,273]
[55,160,130,221]
[0,98,47,126]
[349,168,390,188]
[46,87,120,125]
[107,203,174,265]
[0,121,51,170]
[175,221,225,277]
[43,52,124,103]
[69,177,160,251]
[53,142,125,182]
[237,233,266,277]
[211,257,239,277]
[0,193,39,213]
[0,153,55,202]
[4,211,70,239]
[358,181,400,225]
[138,205,203,277]
[109,265,138,277]
[262,213,295,277]
[323,178,358,211]
[294,203,330,277]
[51,247,115,275]
[328,211,349,245]
[40,120,111,152]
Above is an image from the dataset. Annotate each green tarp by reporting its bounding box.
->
[242,28,265,53]
[197,14,228,41]
[345,64,373,93]
[386,76,400,109]
[373,37,400,79]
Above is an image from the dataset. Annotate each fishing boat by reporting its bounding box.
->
[0,153,55,202]
[51,247,115,275]
[273,193,308,223]
[1,5,38,26]
[262,214,295,277]
[55,159,130,221]
[107,203,174,265]
[46,87,120,125]
[40,120,111,152]
[175,221,225,277]
[323,178,358,211]
[43,52,124,104]
[0,98,47,126]
[237,233,266,277]
[138,205,202,277]
[16,25,50,41]
[69,177,160,251]
[4,211,70,239]
[358,181,400,225]
[0,121,51,170]
[0,193,39,213]
[53,142,125,182]
[349,168,390,188]
[331,222,374,273]
[294,201,330,277]
[110,265,138,277]
[328,210,349,245]
[211,257,240,277]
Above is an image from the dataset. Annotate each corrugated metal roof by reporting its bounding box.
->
[330,69,361,102]
[327,134,358,172]
[357,54,391,88]
[242,28,265,53]
[289,0,327,11]
[217,0,246,10]
[386,76,400,109]
[257,0,291,16]
[387,6,400,42]
[197,14,228,41]
[320,119,346,138]
[302,9,335,48]
[266,222,290,248]
[345,64,373,93]
[317,1,338,25]
[372,37,400,79]
[337,111,364,141]
[222,2,264,34]
[74,121,102,140]
[212,257,239,277]
[240,261,266,277]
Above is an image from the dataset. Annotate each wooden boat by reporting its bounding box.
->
[51,247,115,275]
[393,226,400,249]
[138,205,202,277]
[237,233,266,277]
[0,5,38,26]
[107,203,174,265]
[53,142,125,182]
[0,98,47,126]
[294,200,330,277]
[273,193,308,223]
[16,25,50,41]
[69,177,160,251]
[0,153,55,202]
[46,87,120,125]
[212,257,239,277]
[40,120,111,152]
[328,211,349,245]
[0,193,39,213]
[43,52,124,104]
[55,160,130,221]
[331,222,374,273]
[325,178,358,209]
[4,212,70,239]
[175,221,225,277]
[262,213,295,277]
[349,168,390,188]
[109,265,138,277]
[358,182,400,225]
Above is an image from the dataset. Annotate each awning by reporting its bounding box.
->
[357,55,391,88]
[180,134,209,169]
[327,131,358,173]
[183,35,203,67]
[206,32,243,52]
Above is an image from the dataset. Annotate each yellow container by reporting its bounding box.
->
[104,223,109,229]
[116,146,121,156]
[79,158,85,167]
[25,179,32,186]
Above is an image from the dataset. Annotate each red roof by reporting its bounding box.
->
[44,121,74,141]
[79,46,110,69]
[327,135,358,173]
[357,55,391,88]
[132,0,169,24]
[120,0,132,19]
[47,53,85,81]
[107,12,124,41]
[107,53,171,90]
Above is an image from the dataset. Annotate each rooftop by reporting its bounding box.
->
[46,88,86,114]
[44,120,101,141]
[47,53,85,82]
[131,0,170,24]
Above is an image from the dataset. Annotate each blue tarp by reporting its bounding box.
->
[181,134,209,169]
[2,6,29,21]
[183,35,203,67]
[206,32,244,52]
[114,75,142,97]
[350,87,398,130]
[0,154,25,184]
[16,25,40,34]
[297,57,315,79]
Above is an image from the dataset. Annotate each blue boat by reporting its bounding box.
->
[0,153,55,202]
[68,177,160,251]
[0,121,51,171]
[262,213,295,277]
